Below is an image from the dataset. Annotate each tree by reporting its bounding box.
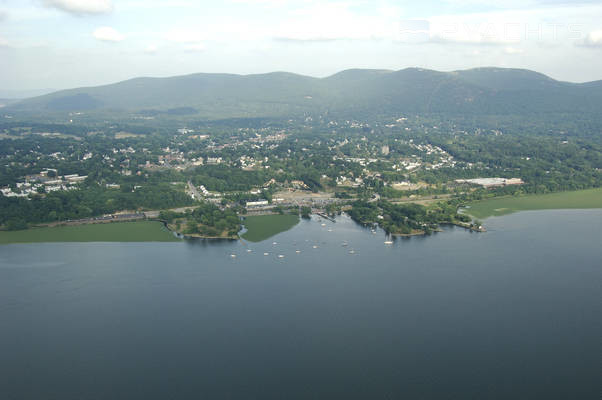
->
[300,206,311,219]
[6,218,28,231]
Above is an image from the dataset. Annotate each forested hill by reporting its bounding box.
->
[7,67,602,119]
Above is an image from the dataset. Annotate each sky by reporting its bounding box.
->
[0,0,601,91]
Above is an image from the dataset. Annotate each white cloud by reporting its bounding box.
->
[165,28,206,43]
[428,12,526,45]
[272,3,397,41]
[228,0,288,5]
[43,0,113,15]
[581,30,602,47]
[93,27,125,42]
[183,43,206,52]
[424,5,602,46]
[504,46,524,54]
[444,0,599,6]
[164,28,207,52]
[144,44,158,54]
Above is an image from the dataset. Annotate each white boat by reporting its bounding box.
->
[384,241,393,245]
[341,242,348,247]
[312,245,318,249]
[295,250,301,253]
[263,252,269,256]
[230,254,237,258]
[321,223,326,227]
[246,249,252,253]
[349,250,355,254]
[278,255,285,258]
[272,242,277,245]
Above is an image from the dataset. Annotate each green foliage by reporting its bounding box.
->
[190,165,271,192]
[300,206,312,219]
[0,183,193,227]
[349,199,467,235]
[5,218,28,231]
[181,202,241,237]
[10,68,602,124]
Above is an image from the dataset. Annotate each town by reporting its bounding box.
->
[0,113,596,236]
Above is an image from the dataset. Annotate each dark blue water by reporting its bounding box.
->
[1,210,601,399]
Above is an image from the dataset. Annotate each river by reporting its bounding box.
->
[1,210,600,399]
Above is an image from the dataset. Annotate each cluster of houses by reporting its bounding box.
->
[1,169,87,198]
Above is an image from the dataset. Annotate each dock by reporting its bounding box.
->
[316,212,336,222]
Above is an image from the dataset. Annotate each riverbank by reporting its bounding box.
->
[464,188,602,219]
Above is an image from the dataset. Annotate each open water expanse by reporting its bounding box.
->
[1,210,601,399]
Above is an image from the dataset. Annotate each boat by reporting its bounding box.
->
[263,252,269,256]
[230,254,237,258]
[349,250,355,254]
[246,249,252,253]
[341,242,348,247]
[295,250,301,254]
[278,255,285,258]
[321,223,326,227]
[312,245,318,249]
[384,241,393,245]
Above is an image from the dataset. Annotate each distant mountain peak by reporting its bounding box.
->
[6,67,601,119]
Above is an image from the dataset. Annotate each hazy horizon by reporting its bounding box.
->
[2,64,601,97]
[1,0,602,91]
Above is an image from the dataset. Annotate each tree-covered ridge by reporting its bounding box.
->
[7,67,602,122]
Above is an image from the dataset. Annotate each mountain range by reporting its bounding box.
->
[6,67,602,120]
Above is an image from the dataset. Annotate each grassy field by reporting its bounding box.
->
[465,188,602,219]
[0,221,179,244]
[241,214,300,242]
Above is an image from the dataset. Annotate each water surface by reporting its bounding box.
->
[1,210,600,399]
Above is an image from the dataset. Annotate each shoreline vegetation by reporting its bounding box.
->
[347,198,484,236]
[464,188,602,219]
[0,213,302,244]
[1,188,600,244]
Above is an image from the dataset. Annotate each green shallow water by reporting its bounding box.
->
[465,187,602,219]
[241,214,300,242]
[0,221,178,244]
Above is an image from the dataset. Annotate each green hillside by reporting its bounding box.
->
[7,67,602,119]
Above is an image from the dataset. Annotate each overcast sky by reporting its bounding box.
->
[1,0,601,90]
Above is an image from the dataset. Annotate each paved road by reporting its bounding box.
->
[187,181,202,200]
